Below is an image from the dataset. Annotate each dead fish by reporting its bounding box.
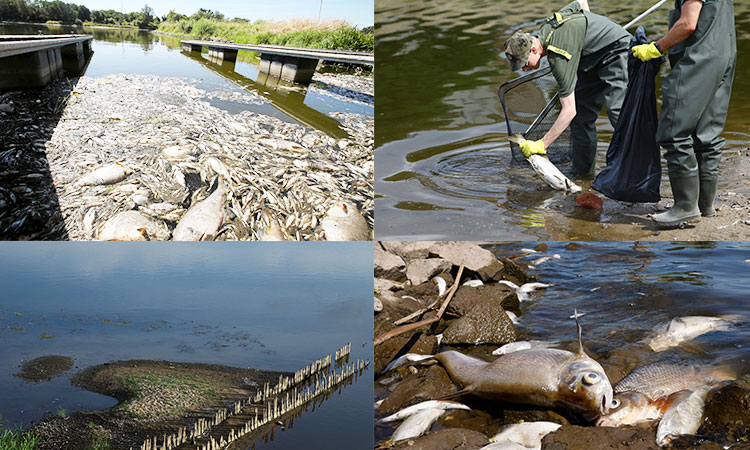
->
[484,421,562,450]
[492,340,557,356]
[321,201,369,241]
[80,163,132,186]
[259,138,307,153]
[161,145,193,159]
[530,254,561,266]
[655,388,709,447]
[506,311,519,324]
[82,208,97,233]
[646,315,742,352]
[596,361,733,427]
[97,210,170,241]
[433,276,447,296]
[498,280,551,302]
[508,134,582,193]
[378,400,470,423]
[391,408,444,442]
[205,156,231,180]
[387,317,613,419]
[258,219,286,241]
[173,182,227,241]
[463,279,484,287]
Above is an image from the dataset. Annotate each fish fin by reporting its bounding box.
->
[508,133,525,145]
[438,387,475,401]
[575,309,586,357]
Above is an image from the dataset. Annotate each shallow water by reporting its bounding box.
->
[375,241,750,443]
[0,243,373,449]
[0,24,372,138]
[375,0,750,240]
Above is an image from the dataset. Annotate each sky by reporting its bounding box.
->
[73,0,373,27]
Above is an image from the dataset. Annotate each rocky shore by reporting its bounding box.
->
[373,242,750,449]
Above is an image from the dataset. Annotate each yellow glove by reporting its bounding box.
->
[520,139,546,158]
[632,42,664,62]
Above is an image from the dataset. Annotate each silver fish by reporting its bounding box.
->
[492,340,557,356]
[596,391,666,427]
[96,210,170,241]
[508,134,582,193]
[391,408,444,442]
[321,201,369,241]
[378,400,470,423]
[484,421,562,450]
[656,388,709,447]
[79,163,132,186]
[497,280,551,302]
[173,182,227,241]
[646,315,741,352]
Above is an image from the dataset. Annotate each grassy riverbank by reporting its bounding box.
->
[158,18,373,51]
[0,427,38,450]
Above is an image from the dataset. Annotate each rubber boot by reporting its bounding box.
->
[698,177,718,217]
[651,175,700,227]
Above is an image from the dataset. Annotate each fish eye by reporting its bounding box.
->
[611,398,621,408]
[582,372,600,385]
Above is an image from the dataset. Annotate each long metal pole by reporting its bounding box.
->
[318,0,323,22]
[623,0,670,30]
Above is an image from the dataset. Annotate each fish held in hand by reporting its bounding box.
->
[508,134,581,193]
[79,163,132,186]
[173,181,228,241]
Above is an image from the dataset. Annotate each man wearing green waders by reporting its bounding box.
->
[504,0,630,175]
[632,0,736,227]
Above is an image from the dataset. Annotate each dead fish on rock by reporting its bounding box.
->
[379,400,470,442]
[498,280,551,302]
[385,316,613,420]
[97,210,170,241]
[492,340,557,356]
[321,201,369,241]
[173,181,227,241]
[482,421,562,450]
[508,134,582,193]
[79,163,132,186]
[655,388,709,447]
[646,315,743,352]
[596,360,734,427]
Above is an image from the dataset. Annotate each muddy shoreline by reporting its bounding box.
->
[374,242,750,449]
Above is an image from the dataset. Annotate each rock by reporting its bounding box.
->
[379,366,457,415]
[375,245,406,281]
[406,258,451,286]
[442,298,517,345]
[375,277,404,293]
[576,192,604,209]
[393,428,489,450]
[700,376,750,441]
[497,257,533,286]
[428,242,505,282]
[381,241,436,259]
[447,284,519,317]
[542,425,659,450]
[0,103,14,113]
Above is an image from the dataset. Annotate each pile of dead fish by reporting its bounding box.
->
[25,74,373,240]
[374,242,749,449]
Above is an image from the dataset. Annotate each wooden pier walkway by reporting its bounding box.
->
[0,34,93,89]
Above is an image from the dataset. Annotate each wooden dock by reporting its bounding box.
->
[0,34,93,89]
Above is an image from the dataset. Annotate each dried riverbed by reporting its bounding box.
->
[374,242,750,449]
[0,71,373,240]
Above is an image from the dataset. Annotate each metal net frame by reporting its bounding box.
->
[498,66,572,164]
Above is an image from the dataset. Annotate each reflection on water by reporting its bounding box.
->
[0,243,373,449]
[0,24,371,139]
[487,241,750,375]
[375,0,750,240]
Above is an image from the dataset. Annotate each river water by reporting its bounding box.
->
[0,23,373,138]
[0,243,373,449]
[375,0,750,240]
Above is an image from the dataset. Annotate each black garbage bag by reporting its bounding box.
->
[592,26,663,203]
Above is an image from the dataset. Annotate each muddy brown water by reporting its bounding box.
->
[374,0,750,240]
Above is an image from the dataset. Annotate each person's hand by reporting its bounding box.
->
[632,42,664,61]
[520,139,546,158]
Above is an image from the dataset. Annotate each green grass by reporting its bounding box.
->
[158,18,373,52]
[0,427,38,450]
[56,407,67,418]
[86,423,109,450]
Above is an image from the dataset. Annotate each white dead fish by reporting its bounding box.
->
[321,201,369,241]
[258,219,286,241]
[433,276,447,296]
[506,311,519,324]
[97,210,170,241]
[173,182,227,241]
[656,389,709,447]
[375,297,383,313]
[646,315,742,352]
[498,280,551,302]
[259,138,307,153]
[492,340,557,356]
[161,145,193,159]
[378,400,471,423]
[384,353,436,372]
[205,156,231,180]
[530,254,561,266]
[82,208,97,234]
[463,279,484,287]
[508,134,582,193]
[79,163,132,186]
[391,408,444,442]
[484,421,562,450]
